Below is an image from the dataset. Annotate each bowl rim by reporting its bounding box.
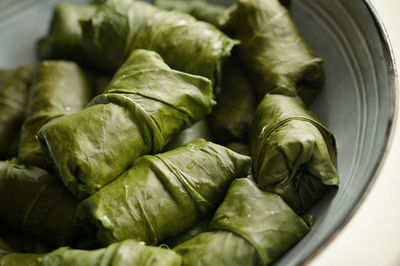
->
[304,0,399,264]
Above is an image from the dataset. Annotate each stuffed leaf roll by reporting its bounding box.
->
[37,2,97,61]
[0,66,32,159]
[38,49,215,199]
[37,239,181,266]
[174,178,310,265]
[39,0,237,87]
[250,94,339,214]
[0,159,79,246]
[18,61,92,169]
[220,0,324,105]
[76,139,251,246]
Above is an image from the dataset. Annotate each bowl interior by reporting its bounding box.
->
[0,0,396,265]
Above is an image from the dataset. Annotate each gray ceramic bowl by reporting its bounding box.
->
[0,0,397,265]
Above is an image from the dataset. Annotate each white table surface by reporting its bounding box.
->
[309,1,400,265]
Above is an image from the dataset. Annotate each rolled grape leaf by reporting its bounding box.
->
[38,2,97,61]
[250,94,339,214]
[39,0,237,88]
[0,159,79,247]
[0,66,32,159]
[209,59,255,143]
[38,49,215,199]
[18,61,92,169]
[174,178,310,265]
[76,139,251,246]
[37,239,181,266]
[164,120,213,151]
[220,0,324,105]
[154,0,227,25]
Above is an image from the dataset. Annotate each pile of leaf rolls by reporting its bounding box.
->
[0,0,339,265]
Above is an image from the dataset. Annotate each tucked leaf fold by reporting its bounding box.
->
[0,159,79,246]
[18,61,92,169]
[174,178,310,265]
[76,139,251,246]
[38,49,215,199]
[250,94,339,214]
[39,0,237,88]
[220,0,324,104]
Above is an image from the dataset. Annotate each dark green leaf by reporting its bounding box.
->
[0,66,32,159]
[39,0,237,88]
[0,159,79,246]
[220,0,324,105]
[76,139,251,246]
[38,49,215,199]
[37,3,97,60]
[174,178,310,265]
[250,94,339,214]
[18,61,92,169]
[37,239,181,266]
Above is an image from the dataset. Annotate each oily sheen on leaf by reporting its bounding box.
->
[38,49,215,199]
[76,140,251,246]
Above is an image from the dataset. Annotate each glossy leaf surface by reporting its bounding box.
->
[76,140,251,246]
[250,94,339,214]
[38,50,215,199]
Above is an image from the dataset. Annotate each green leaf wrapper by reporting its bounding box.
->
[0,253,43,266]
[18,61,92,169]
[38,49,215,199]
[0,159,79,246]
[154,0,227,26]
[0,66,32,159]
[174,178,310,265]
[38,3,97,60]
[76,139,251,246]
[220,0,324,105]
[210,60,256,143]
[39,0,237,88]
[250,94,339,214]
[37,240,181,266]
